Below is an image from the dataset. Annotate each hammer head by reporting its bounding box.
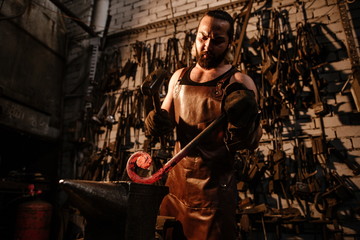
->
[141,68,170,96]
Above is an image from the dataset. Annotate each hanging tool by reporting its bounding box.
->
[337,0,360,111]
[232,0,254,68]
[165,37,180,73]
[180,31,196,68]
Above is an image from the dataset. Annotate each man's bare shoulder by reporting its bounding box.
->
[166,67,188,93]
[161,68,187,111]
[232,71,259,99]
[232,71,253,84]
[169,67,186,83]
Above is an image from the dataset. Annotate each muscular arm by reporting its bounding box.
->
[227,72,262,150]
[232,72,259,101]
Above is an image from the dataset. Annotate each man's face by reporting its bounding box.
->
[195,15,230,69]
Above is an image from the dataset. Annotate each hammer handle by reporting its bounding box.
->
[152,94,167,148]
[152,94,162,113]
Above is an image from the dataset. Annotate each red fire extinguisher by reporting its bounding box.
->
[14,184,53,240]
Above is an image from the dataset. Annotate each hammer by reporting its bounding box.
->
[141,68,171,158]
[141,68,169,113]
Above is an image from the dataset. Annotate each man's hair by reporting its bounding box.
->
[201,10,234,43]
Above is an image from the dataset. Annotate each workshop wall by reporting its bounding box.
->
[105,0,360,181]
[0,0,66,181]
[0,0,66,139]
[60,0,360,238]
[0,1,67,239]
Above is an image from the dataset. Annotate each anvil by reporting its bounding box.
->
[59,180,168,240]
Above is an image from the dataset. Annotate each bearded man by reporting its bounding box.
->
[145,10,262,240]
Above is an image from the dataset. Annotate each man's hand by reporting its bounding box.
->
[223,88,259,129]
[144,109,174,137]
[222,83,261,150]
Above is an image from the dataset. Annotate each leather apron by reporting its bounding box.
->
[159,66,238,240]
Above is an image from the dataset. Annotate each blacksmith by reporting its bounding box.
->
[145,9,262,239]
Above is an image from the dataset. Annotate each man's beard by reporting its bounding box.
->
[197,48,228,69]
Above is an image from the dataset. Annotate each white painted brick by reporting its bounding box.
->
[323,115,350,128]
[313,5,336,18]
[327,11,341,24]
[138,16,151,25]
[110,7,118,16]
[352,137,360,149]
[156,9,172,18]
[111,2,124,9]
[120,4,134,14]
[146,27,162,35]
[122,19,138,28]
[132,9,149,19]
[301,127,323,137]
[333,162,356,176]
[347,150,360,164]
[305,9,315,20]
[334,126,360,138]
[342,137,355,150]
[147,13,158,22]
[171,0,187,8]
[336,94,352,104]
[156,0,169,6]
[142,1,158,10]
[124,0,138,6]
[325,127,337,139]
[134,0,149,8]
[174,10,187,17]
[288,5,300,15]
[324,59,352,72]
[293,11,307,23]
[196,0,210,8]
[209,0,228,8]
[246,22,258,32]
[297,121,312,131]
[329,137,353,150]
[308,0,327,10]
[123,8,135,18]
[282,141,295,153]
[337,99,355,113]
[188,5,206,14]
[275,0,294,7]
[184,19,199,30]
[175,2,196,12]
[150,4,168,14]
[325,21,345,34]
[144,32,165,42]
